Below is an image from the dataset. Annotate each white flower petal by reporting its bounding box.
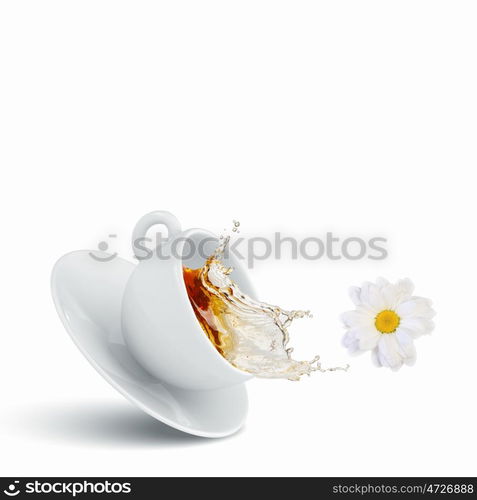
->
[371,347,382,367]
[358,326,381,351]
[349,286,362,306]
[342,329,357,346]
[380,283,400,309]
[394,278,415,303]
[375,277,390,290]
[360,282,385,312]
[368,287,386,312]
[340,309,371,328]
[342,329,360,353]
[377,335,404,371]
[395,329,417,366]
[358,281,373,305]
[396,297,436,319]
[399,317,435,338]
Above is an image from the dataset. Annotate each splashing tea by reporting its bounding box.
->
[183,229,346,381]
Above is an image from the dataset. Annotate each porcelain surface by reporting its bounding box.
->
[51,251,248,438]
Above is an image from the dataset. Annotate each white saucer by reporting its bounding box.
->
[51,251,248,438]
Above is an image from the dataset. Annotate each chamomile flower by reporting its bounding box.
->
[341,278,435,370]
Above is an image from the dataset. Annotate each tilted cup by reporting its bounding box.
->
[122,211,255,391]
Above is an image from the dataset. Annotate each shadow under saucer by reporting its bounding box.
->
[7,399,241,449]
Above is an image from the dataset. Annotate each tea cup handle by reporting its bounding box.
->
[131,211,182,259]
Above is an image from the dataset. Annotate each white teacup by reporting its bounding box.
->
[122,211,255,391]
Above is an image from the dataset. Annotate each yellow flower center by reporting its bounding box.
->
[375,309,400,334]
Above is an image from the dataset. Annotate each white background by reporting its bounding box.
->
[1,1,476,477]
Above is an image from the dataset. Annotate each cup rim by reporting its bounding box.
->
[171,227,254,380]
